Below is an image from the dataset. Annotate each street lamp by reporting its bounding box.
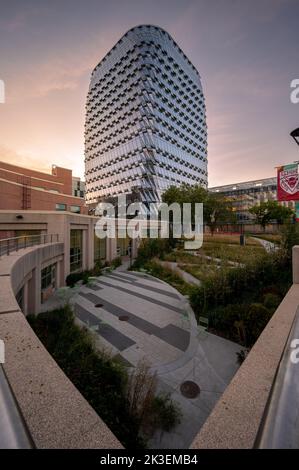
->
[290,128,299,147]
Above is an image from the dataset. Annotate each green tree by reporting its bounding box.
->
[249,200,293,230]
[203,193,236,235]
[162,184,235,235]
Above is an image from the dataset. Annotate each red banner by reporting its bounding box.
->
[277,164,299,201]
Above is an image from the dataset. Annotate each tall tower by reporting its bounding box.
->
[85,25,207,208]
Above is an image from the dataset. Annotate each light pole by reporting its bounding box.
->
[290,129,299,223]
[290,128,299,147]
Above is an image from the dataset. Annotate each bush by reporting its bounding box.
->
[263,292,281,310]
[281,223,299,261]
[190,251,291,317]
[149,393,182,433]
[91,260,103,276]
[144,260,192,296]
[111,256,122,269]
[208,304,248,343]
[28,306,181,448]
[243,303,272,346]
[208,302,272,347]
[65,270,93,287]
[66,271,84,287]
[133,239,171,269]
[28,306,143,448]
[236,349,249,365]
[126,362,181,438]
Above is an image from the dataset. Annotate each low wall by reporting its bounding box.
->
[0,244,122,448]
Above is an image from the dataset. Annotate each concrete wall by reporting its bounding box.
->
[0,211,146,275]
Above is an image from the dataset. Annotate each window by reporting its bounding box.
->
[70,230,83,272]
[16,287,24,310]
[70,205,81,214]
[56,203,66,211]
[41,264,56,290]
[94,235,106,261]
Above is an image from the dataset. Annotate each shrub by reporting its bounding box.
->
[208,304,248,343]
[28,306,181,448]
[208,302,273,347]
[236,349,249,365]
[133,239,171,269]
[263,292,281,310]
[126,361,181,438]
[149,393,182,433]
[243,303,272,346]
[111,256,122,269]
[281,223,299,261]
[28,306,142,448]
[91,260,103,276]
[65,271,84,287]
[190,251,291,318]
[65,270,93,287]
[144,260,192,296]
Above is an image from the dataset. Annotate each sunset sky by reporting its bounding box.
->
[0,0,298,187]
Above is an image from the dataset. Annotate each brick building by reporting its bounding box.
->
[0,161,87,214]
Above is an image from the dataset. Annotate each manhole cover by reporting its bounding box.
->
[180,381,200,398]
[119,315,129,321]
[95,303,103,308]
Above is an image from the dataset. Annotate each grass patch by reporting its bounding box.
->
[199,242,265,264]
[203,234,260,245]
[250,234,282,245]
[179,262,222,281]
[138,260,193,296]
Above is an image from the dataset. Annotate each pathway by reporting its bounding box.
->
[252,236,277,253]
[71,270,239,448]
[42,267,240,449]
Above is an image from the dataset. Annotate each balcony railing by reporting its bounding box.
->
[0,234,59,258]
[255,308,299,448]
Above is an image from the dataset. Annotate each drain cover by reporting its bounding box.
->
[119,315,129,321]
[180,381,200,398]
[95,303,103,308]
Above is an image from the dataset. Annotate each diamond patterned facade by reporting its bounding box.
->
[85,25,208,207]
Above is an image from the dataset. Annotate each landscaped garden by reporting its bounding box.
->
[28,306,181,449]
[132,223,297,350]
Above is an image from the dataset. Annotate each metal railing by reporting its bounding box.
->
[0,365,34,448]
[0,234,59,258]
[255,308,299,448]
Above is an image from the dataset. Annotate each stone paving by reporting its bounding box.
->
[69,268,241,448]
[72,270,191,368]
[42,266,241,449]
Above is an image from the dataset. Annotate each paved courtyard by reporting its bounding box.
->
[41,267,240,448]
[72,270,192,369]
[69,268,241,448]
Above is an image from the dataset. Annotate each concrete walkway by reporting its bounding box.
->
[252,236,277,253]
[73,270,240,448]
[42,268,240,449]
[157,260,201,286]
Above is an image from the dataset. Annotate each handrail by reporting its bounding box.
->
[0,234,59,258]
[0,365,34,448]
[255,308,299,448]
